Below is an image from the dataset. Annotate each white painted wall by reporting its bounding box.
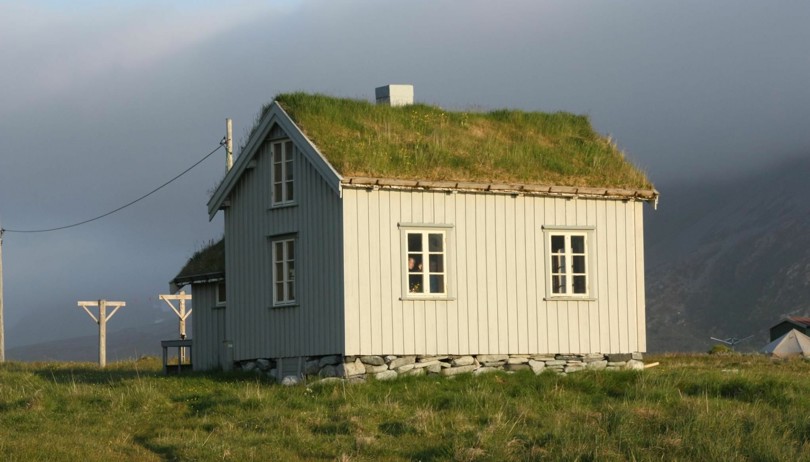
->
[342,188,647,356]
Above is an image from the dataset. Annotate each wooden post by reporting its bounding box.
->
[0,229,5,363]
[226,118,233,171]
[160,291,192,364]
[77,300,126,368]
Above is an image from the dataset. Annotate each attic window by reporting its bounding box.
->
[272,140,294,206]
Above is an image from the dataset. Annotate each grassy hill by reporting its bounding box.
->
[1,354,809,461]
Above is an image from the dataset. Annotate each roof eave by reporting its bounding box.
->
[341,176,659,203]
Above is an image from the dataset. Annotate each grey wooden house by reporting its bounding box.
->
[177,86,659,377]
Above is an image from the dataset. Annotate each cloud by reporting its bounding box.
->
[0,1,287,109]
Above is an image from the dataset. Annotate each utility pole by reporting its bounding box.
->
[0,228,5,362]
[160,291,192,364]
[77,299,126,367]
[226,118,233,171]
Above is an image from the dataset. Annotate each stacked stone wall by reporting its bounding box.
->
[236,353,645,385]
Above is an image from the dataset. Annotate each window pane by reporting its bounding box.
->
[408,254,423,272]
[274,242,283,262]
[288,261,295,280]
[551,235,565,253]
[573,276,587,294]
[571,235,585,253]
[407,233,422,252]
[276,282,284,301]
[552,275,566,294]
[217,282,226,303]
[275,262,284,282]
[286,240,295,260]
[429,254,444,272]
[409,274,423,293]
[287,281,295,300]
[573,255,586,274]
[552,255,566,274]
[285,160,294,181]
[286,179,294,201]
[274,162,282,183]
[429,275,444,293]
[285,141,293,161]
[274,183,282,202]
[273,143,282,164]
[428,233,443,251]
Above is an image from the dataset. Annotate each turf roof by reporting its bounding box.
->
[268,92,653,190]
[173,238,224,282]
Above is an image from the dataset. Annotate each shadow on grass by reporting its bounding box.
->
[133,432,184,461]
[6,358,270,387]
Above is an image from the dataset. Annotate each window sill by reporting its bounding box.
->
[269,303,299,309]
[400,296,457,302]
[543,297,597,302]
[268,202,297,210]
[213,304,226,310]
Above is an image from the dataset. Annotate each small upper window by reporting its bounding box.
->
[405,230,447,296]
[216,281,226,306]
[272,237,296,305]
[548,232,588,296]
[272,140,294,205]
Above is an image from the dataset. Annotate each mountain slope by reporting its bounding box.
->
[645,156,810,352]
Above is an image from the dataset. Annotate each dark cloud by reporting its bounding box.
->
[1,0,808,348]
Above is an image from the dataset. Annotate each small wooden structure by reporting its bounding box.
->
[161,339,193,374]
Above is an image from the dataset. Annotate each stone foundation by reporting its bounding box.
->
[235,352,645,384]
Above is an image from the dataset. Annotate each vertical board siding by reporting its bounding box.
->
[225,130,344,362]
[191,283,225,371]
[343,189,648,356]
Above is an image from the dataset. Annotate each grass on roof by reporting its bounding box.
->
[174,238,224,280]
[269,92,652,190]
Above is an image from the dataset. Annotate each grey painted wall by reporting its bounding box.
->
[223,125,344,362]
[190,282,225,371]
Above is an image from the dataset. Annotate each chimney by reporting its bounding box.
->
[375,84,414,107]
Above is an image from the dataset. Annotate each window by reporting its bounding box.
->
[272,238,296,305]
[215,281,226,306]
[548,232,589,296]
[405,230,447,296]
[272,140,294,205]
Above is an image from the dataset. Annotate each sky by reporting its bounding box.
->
[0,1,808,352]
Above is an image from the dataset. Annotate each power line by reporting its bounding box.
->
[2,142,225,234]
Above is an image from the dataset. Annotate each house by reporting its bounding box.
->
[769,316,810,342]
[182,85,659,378]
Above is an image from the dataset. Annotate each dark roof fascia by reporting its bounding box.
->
[342,177,660,203]
[207,101,343,219]
[170,271,225,290]
[772,317,810,330]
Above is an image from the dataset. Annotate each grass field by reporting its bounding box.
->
[1,354,809,461]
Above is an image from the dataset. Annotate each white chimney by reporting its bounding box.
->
[375,84,414,107]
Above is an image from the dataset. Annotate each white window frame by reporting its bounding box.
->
[271,237,297,307]
[399,224,454,300]
[542,226,596,301]
[215,280,226,307]
[271,139,295,206]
